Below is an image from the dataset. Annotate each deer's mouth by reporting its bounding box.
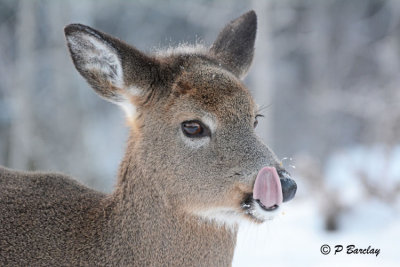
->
[240,193,281,222]
[240,167,297,222]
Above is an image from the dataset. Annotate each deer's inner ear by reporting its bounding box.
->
[65,24,125,103]
[65,24,162,119]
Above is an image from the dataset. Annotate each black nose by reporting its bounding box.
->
[277,169,297,202]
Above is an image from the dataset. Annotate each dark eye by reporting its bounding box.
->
[181,120,210,138]
[254,114,264,128]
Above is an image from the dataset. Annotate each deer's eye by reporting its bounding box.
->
[181,120,210,138]
[254,114,264,128]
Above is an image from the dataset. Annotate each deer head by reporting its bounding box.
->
[64,11,296,227]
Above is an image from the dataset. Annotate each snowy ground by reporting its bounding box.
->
[233,146,400,267]
[233,199,400,267]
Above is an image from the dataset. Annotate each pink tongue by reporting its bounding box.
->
[253,167,283,208]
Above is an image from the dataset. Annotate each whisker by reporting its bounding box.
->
[256,103,273,115]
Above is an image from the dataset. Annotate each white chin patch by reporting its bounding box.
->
[243,199,282,222]
[194,208,246,231]
[194,202,283,231]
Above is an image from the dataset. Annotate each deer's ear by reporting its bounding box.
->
[210,11,257,79]
[64,24,159,117]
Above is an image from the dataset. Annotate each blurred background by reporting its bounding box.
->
[0,0,399,266]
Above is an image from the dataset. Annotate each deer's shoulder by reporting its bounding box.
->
[0,166,106,208]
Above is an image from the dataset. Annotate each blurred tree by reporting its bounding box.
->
[0,0,399,208]
[8,0,36,170]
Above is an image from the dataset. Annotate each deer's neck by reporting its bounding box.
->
[105,140,237,266]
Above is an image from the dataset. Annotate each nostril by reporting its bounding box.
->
[280,178,297,202]
[278,170,297,202]
[277,169,291,180]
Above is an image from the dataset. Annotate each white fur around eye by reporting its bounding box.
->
[202,115,217,133]
[67,33,124,88]
[179,130,210,149]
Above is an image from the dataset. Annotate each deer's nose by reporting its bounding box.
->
[277,169,297,202]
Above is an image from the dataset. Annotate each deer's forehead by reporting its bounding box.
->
[168,68,256,121]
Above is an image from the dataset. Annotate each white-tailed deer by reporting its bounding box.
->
[0,11,296,266]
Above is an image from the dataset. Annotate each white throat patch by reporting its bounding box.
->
[194,208,246,232]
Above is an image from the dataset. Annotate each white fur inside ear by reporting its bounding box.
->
[67,33,124,88]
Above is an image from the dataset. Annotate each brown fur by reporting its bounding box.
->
[0,11,296,266]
